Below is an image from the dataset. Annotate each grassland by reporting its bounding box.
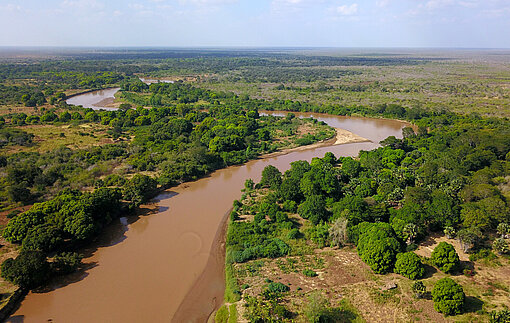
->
[200,58,510,117]
[0,123,114,154]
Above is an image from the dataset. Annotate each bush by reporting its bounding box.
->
[432,278,465,315]
[1,250,51,288]
[469,248,497,262]
[497,223,510,238]
[412,281,426,299]
[287,228,301,239]
[490,309,510,323]
[394,252,425,279]
[303,269,318,277]
[444,226,456,239]
[431,242,460,273]
[267,282,290,293]
[329,217,349,247]
[493,238,509,255]
[457,227,482,254]
[304,291,329,323]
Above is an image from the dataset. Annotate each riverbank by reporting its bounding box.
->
[261,128,370,159]
[9,112,405,322]
[171,126,372,321]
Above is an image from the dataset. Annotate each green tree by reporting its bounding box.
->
[431,242,460,273]
[432,278,465,315]
[51,252,83,275]
[1,251,51,288]
[394,252,425,279]
[122,174,158,207]
[298,195,328,225]
[260,165,282,189]
[21,224,63,252]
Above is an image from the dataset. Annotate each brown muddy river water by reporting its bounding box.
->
[9,93,407,322]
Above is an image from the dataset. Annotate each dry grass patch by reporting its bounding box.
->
[2,123,114,154]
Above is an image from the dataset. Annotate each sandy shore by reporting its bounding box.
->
[262,127,370,159]
[333,127,371,145]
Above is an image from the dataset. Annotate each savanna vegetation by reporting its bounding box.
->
[0,49,509,321]
[222,107,510,321]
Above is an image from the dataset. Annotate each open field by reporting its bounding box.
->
[0,123,114,154]
[199,57,510,117]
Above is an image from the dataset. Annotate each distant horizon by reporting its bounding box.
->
[0,45,510,51]
[1,1,509,48]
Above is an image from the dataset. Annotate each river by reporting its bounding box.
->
[10,90,407,322]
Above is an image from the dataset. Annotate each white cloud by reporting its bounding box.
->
[482,6,510,17]
[129,3,146,10]
[336,3,358,15]
[179,0,238,5]
[376,0,389,8]
[61,0,104,9]
[458,1,479,8]
[424,0,454,10]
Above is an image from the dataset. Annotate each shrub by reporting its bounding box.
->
[304,291,329,323]
[497,223,510,238]
[432,278,465,315]
[329,217,349,247]
[282,200,297,213]
[267,282,290,293]
[493,238,509,255]
[287,228,301,239]
[303,269,318,277]
[457,227,482,253]
[394,252,425,279]
[412,281,426,299]
[469,248,497,262]
[360,238,401,274]
[444,226,456,239]
[431,242,460,273]
[490,309,510,323]
[356,222,402,274]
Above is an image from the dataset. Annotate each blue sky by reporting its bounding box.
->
[1,0,509,47]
